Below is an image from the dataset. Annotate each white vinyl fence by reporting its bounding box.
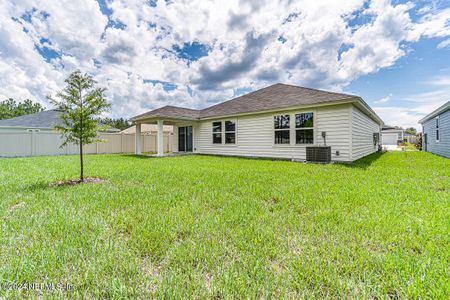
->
[0,132,172,157]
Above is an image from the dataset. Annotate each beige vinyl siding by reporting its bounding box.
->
[351,105,380,161]
[193,103,352,162]
[315,104,351,161]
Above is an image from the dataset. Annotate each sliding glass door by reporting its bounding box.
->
[178,126,193,152]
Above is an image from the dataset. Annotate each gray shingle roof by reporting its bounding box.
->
[131,105,200,121]
[199,83,356,118]
[131,83,359,121]
[0,109,120,132]
[0,109,63,128]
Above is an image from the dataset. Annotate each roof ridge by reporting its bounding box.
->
[163,105,200,111]
[275,83,359,98]
[199,84,280,113]
[200,83,359,114]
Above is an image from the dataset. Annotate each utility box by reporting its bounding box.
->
[306,146,331,163]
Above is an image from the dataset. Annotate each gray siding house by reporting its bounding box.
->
[131,83,383,162]
[419,101,450,158]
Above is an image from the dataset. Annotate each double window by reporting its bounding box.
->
[212,120,236,144]
[274,115,290,144]
[274,112,314,144]
[436,116,440,142]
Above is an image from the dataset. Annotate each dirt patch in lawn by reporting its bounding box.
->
[49,176,107,187]
[8,201,26,212]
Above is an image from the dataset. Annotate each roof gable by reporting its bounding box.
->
[131,105,200,121]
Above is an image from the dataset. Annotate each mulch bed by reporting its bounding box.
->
[49,176,106,187]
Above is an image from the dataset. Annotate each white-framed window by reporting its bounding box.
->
[295,112,314,144]
[212,121,222,144]
[436,116,440,142]
[212,120,236,144]
[274,115,290,144]
[224,120,236,144]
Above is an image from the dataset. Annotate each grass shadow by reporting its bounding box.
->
[23,181,51,192]
[338,151,385,170]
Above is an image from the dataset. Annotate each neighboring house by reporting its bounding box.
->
[419,101,450,158]
[381,125,405,145]
[121,124,173,135]
[0,109,120,133]
[381,125,417,145]
[130,83,383,162]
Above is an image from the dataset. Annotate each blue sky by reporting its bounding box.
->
[1,0,450,130]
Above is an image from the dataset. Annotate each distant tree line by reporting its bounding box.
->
[389,125,417,135]
[99,117,130,131]
[0,98,45,120]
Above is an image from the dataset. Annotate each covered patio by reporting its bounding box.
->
[130,106,200,156]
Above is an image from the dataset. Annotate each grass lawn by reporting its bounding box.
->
[0,152,448,298]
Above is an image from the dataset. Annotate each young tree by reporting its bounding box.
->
[49,70,111,182]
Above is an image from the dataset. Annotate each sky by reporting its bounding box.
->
[1,0,450,130]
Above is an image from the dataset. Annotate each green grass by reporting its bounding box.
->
[0,152,448,298]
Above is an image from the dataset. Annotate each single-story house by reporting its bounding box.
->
[381,126,406,145]
[0,109,120,133]
[130,83,383,162]
[120,124,173,135]
[419,101,450,158]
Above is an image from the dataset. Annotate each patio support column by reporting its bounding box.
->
[135,123,141,155]
[157,120,164,156]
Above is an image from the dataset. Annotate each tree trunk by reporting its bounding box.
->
[80,141,84,182]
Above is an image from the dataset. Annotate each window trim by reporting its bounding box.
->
[273,114,291,145]
[211,119,237,145]
[373,132,380,146]
[295,112,314,145]
[224,120,236,144]
[212,121,222,144]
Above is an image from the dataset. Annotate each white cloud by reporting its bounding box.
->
[437,38,450,49]
[410,7,450,40]
[373,106,424,130]
[0,0,450,120]
[374,74,450,130]
[374,93,392,104]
